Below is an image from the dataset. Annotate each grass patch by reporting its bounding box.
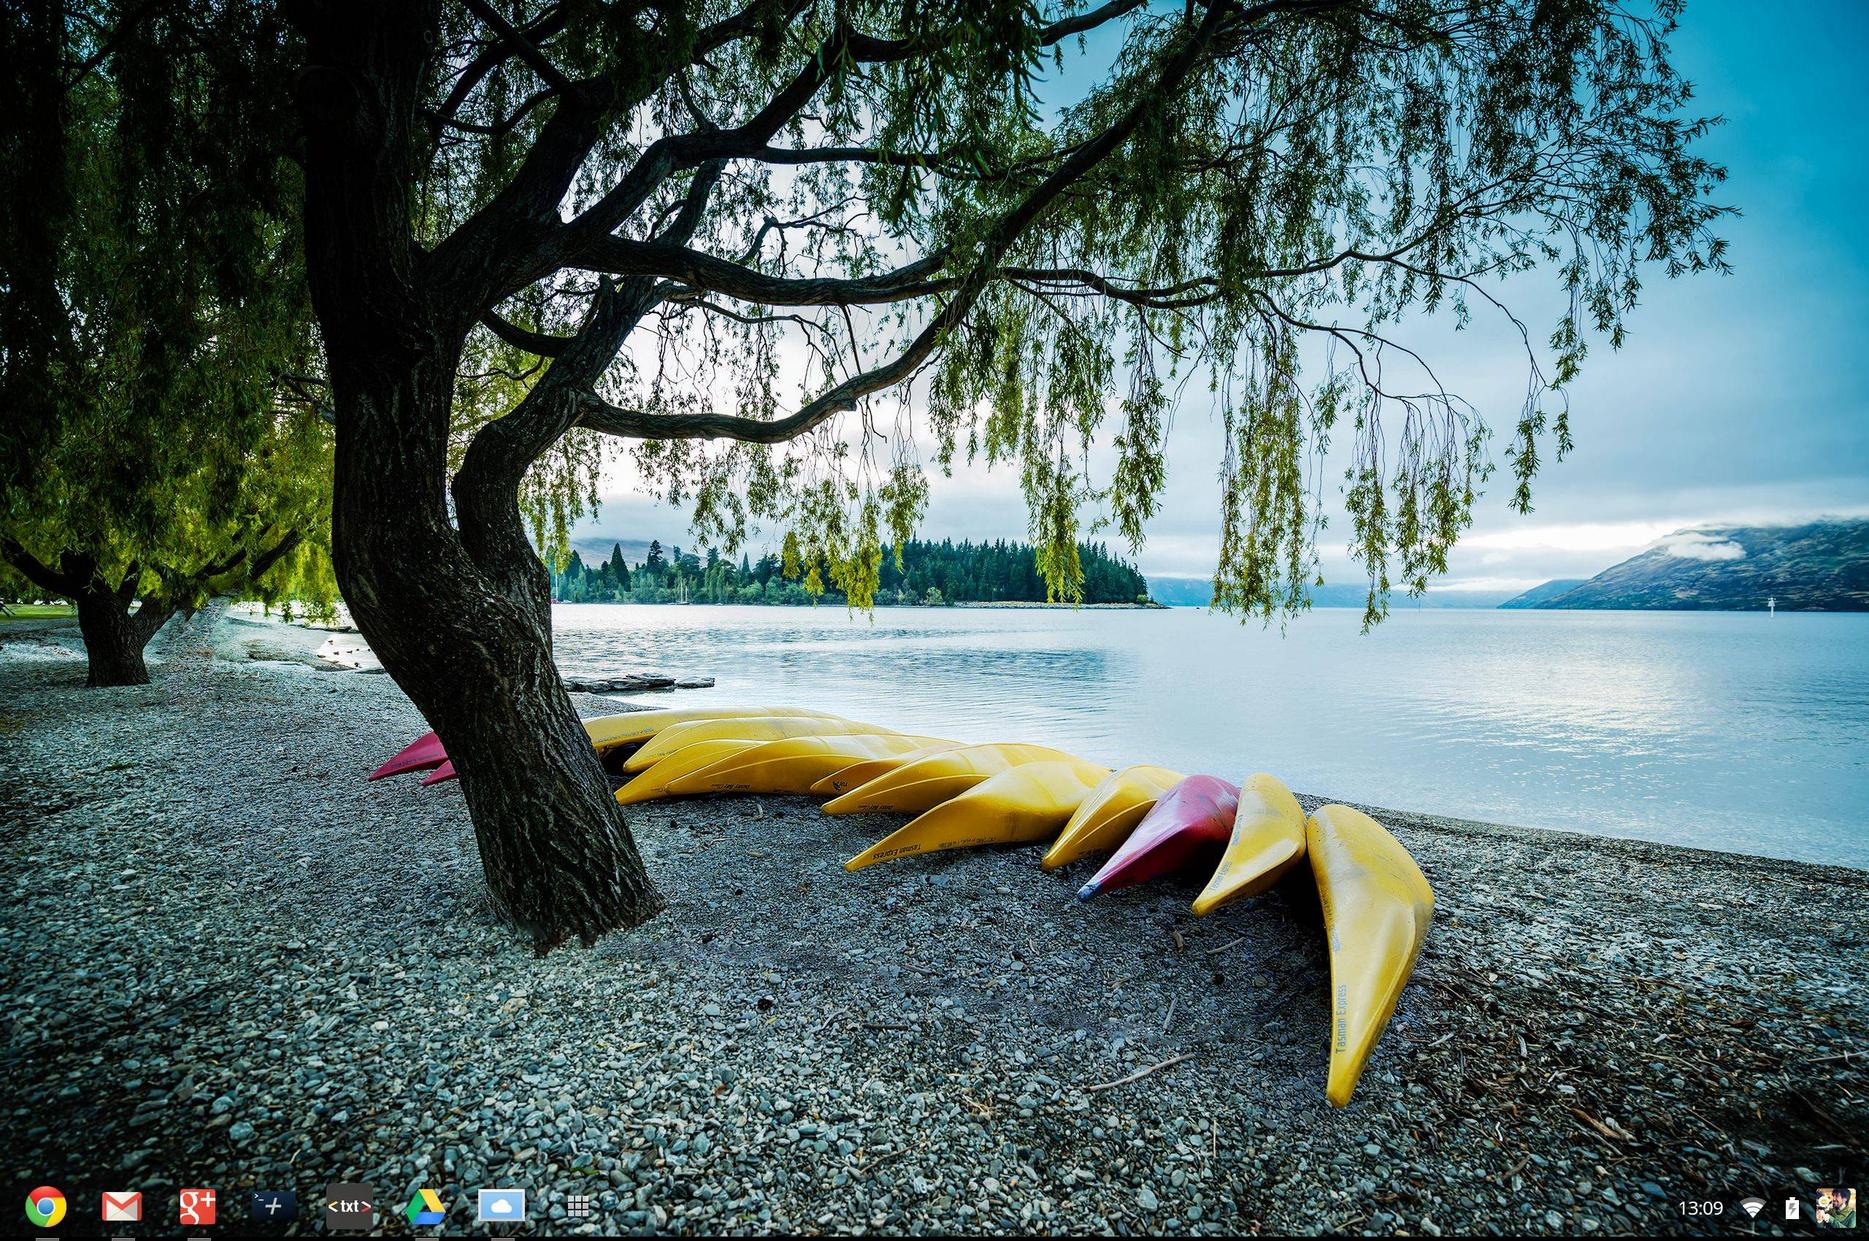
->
[0,603,75,624]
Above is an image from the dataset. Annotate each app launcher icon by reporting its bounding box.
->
[180,1187,217,1226]
[250,1189,297,1222]
[405,1188,447,1226]
[477,1188,525,1223]
[324,1183,375,1232]
[102,1190,143,1222]
[24,1187,66,1228]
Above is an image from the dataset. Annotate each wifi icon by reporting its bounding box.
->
[1741,1197,1766,1218]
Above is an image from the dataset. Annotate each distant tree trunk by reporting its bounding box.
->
[72,581,173,687]
[2,539,175,687]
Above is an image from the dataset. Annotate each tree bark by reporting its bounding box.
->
[73,582,173,687]
[332,359,665,949]
[294,2,664,949]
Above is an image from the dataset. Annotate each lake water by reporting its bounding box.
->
[552,604,1869,869]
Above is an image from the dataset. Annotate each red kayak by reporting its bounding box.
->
[370,731,447,780]
[419,759,458,786]
[1077,774,1239,900]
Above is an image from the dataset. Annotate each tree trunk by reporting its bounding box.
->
[330,367,665,948]
[73,583,172,687]
[292,3,662,947]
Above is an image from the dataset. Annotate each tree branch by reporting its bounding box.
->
[460,0,571,94]
[428,2,574,138]
[576,0,1259,450]
[246,529,304,581]
[580,237,953,305]
[0,536,82,596]
[481,309,571,356]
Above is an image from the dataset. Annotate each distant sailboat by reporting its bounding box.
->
[677,578,692,605]
[1767,595,1776,617]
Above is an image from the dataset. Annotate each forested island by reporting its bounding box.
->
[553,539,1154,606]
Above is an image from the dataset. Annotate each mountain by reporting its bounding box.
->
[1146,576,1215,607]
[1499,579,1589,609]
[1145,576,1517,609]
[1501,521,1869,612]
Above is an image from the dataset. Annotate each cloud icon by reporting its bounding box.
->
[476,1190,524,1223]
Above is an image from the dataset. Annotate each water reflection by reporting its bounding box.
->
[554,604,1869,868]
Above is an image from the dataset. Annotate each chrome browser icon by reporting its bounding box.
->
[24,1187,66,1228]
[405,1188,446,1226]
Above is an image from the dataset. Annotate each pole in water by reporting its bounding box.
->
[1768,595,1776,617]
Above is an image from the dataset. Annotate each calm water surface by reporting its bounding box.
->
[552,604,1869,868]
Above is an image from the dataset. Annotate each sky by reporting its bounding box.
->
[572,0,1869,592]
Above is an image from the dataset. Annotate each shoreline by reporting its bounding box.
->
[555,598,1170,610]
[3,613,1864,1235]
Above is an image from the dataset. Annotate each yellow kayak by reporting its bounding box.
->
[1040,764,1183,870]
[808,742,966,796]
[1189,773,1306,915]
[666,733,953,796]
[614,739,765,805]
[844,759,1112,871]
[1308,803,1435,1106]
[821,743,1084,816]
[584,706,836,755]
[623,715,889,773]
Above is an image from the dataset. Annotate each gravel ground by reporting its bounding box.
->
[2,612,1865,1237]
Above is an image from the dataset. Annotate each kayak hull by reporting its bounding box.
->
[822,743,1082,816]
[370,732,446,780]
[1078,774,1239,899]
[372,705,835,781]
[623,715,885,773]
[585,705,838,756]
[809,742,965,797]
[1308,803,1435,1106]
[1190,773,1306,915]
[843,760,1111,871]
[666,734,951,796]
[1041,764,1183,870]
[614,739,771,805]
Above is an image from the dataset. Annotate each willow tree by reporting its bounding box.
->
[0,0,332,686]
[290,0,1724,946]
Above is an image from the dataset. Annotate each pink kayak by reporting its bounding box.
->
[369,731,447,780]
[420,759,458,786]
[1078,774,1239,900]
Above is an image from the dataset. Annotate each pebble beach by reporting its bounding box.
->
[2,609,1864,1236]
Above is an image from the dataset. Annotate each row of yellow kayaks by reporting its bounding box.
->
[370,704,1433,1106]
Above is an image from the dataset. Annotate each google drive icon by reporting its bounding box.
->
[405,1188,446,1226]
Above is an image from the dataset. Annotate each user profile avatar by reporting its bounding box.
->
[1816,1188,1856,1229]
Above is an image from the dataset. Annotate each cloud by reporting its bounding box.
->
[1655,531,1747,561]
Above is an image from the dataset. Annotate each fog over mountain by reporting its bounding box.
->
[1499,521,1869,611]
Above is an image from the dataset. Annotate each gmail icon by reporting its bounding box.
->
[102,1190,143,1222]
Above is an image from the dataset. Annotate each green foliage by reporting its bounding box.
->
[550,537,1150,607]
[421,0,1725,624]
[0,1,333,615]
